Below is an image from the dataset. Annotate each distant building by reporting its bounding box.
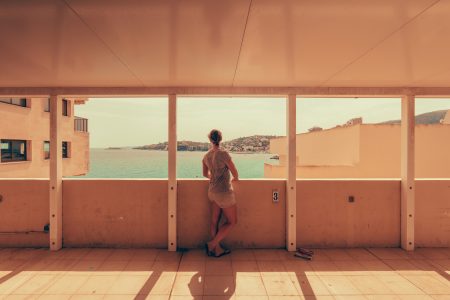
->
[308,126,323,132]
[0,98,89,178]
[265,121,450,178]
[345,117,363,126]
[443,110,450,124]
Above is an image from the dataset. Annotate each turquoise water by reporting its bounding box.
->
[75,149,276,178]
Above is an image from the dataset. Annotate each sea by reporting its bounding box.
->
[73,148,277,178]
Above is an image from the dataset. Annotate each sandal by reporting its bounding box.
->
[205,243,214,257]
[214,248,231,258]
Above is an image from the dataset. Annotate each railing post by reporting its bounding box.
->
[401,94,415,250]
[286,94,297,251]
[168,94,177,251]
[49,95,63,250]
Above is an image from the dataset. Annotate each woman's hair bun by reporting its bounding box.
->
[208,129,222,146]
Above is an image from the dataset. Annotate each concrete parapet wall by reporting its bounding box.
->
[0,179,448,248]
[297,180,400,247]
[63,179,168,247]
[0,179,49,247]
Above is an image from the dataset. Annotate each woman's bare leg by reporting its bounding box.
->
[207,205,237,254]
[210,202,221,240]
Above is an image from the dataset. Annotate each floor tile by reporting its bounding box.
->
[205,261,233,276]
[203,276,235,296]
[232,260,260,276]
[43,274,90,294]
[402,275,450,294]
[10,274,57,295]
[347,275,392,295]
[289,274,331,296]
[171,274,204,296]
[107,274,151,295]
[258,261,286,276]
[235,275,266,296]
[319,275,361,295]
[75,275,119,294]
[261,275,298,296]
[230,250,256,261]
[178,261,206,275]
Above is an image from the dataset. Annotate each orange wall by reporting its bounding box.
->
[63,179,168,247]
[0,179,49,247]
[415,179,450,247]
[0,179,448,248]
[266,124,450,178]
[0,98,89,178]
[297,180,400,247]
[178,179,286,248]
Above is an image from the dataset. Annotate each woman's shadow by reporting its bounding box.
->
[189,271,235,299]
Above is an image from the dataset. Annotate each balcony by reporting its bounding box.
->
[74,117,88,133]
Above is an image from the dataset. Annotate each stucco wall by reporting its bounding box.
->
[0,179,49,247]
[0,98,89,178]
[266,124,450,178]
[178,179,286,249]
[415,179,450,247]
[0,179,448,248]
[297,180,400,247]
[63,179,168,247]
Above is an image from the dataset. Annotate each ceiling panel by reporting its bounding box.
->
[0,0,449,88]
[0,0,140,87]
[234,0,438,86]
[326,0,450,87]
[67,0,251,86]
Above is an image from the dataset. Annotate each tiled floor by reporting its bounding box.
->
[0,247,449,299]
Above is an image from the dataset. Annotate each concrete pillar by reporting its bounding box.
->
[49,95,63,250]
[168,94,177,251]
[286,94,297,251]
[401,94,415,251]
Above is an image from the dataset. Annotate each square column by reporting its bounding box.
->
[401,94,415,250]
[286,94,297,251]
[168,94,177,251]
[49,95,63,250]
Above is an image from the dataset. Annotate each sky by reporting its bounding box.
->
[74,97,450,148]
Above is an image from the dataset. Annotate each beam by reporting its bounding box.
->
[49,95,63,250]
[168,94,177,251]
[2,86,450,97]
[401,94,415,251]
[286,94,297,251]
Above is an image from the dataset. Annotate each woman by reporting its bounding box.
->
[202,129,239,257]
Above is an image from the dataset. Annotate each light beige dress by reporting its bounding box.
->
[202,149,236,208]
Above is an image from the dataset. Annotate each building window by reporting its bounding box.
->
[44,98,50,112]
[43,141,50,159]
[44,141,70,159]
[0,98,27,107]
[1,140,27,162]
[62,141,69,158]
[62,99,69,116]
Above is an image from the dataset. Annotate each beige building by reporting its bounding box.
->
[0,98,89,178]
[265,112,450,178]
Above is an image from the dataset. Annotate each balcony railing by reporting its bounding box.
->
[74,116,88,132]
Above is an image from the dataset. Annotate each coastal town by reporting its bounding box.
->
[133,135,278,153]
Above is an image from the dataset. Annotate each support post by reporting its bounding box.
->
[49,95,63,250]
[401,94,415,251]
[168,94,177,251]
[286,94,297,251]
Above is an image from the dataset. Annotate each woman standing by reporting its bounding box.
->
[202,129,239,257]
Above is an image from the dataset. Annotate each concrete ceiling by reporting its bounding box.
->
[1,0,449,88]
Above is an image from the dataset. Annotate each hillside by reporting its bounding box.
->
[133,135,279,153]
[379,109,448,125]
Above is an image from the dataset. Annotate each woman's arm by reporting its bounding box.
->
[225,159,239,181]
[202,160,210,179]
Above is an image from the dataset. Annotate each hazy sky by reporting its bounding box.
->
[74,97,450,148]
